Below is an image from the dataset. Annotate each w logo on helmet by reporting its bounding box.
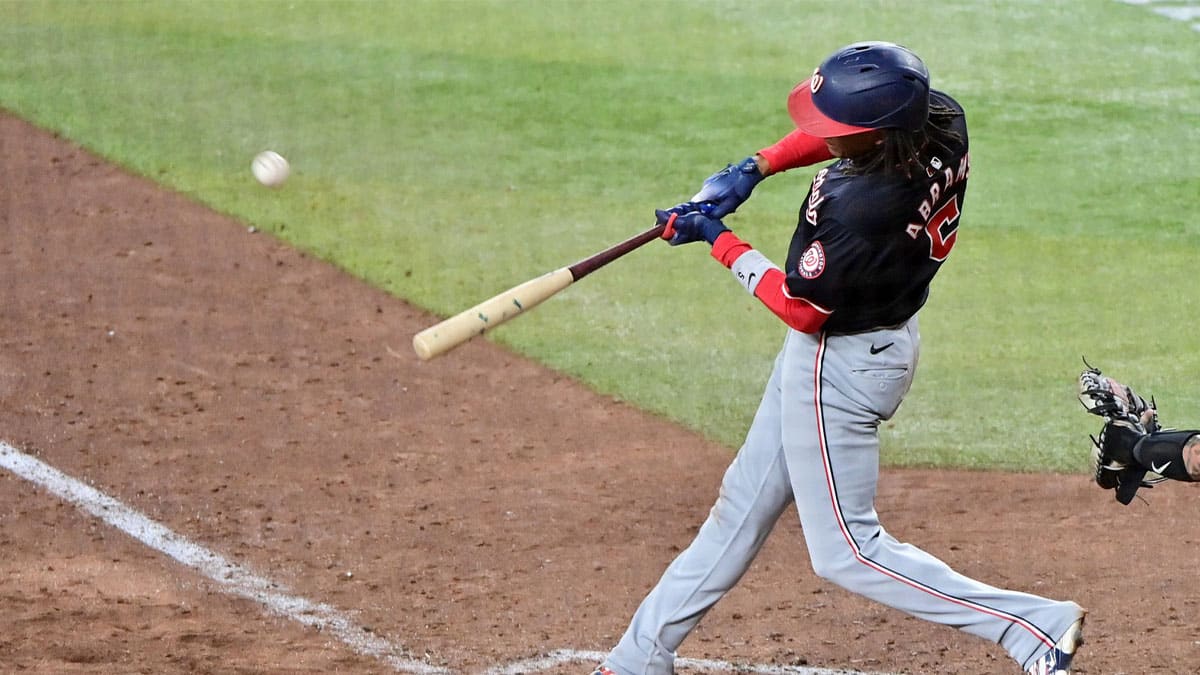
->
[810,69,824,93]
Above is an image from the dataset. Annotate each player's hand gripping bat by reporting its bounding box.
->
[412,218,672,360]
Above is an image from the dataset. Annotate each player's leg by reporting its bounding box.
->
[603,349,794,675]
[780,320,1083,671]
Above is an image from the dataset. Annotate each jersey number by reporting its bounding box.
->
[924,196,960,262]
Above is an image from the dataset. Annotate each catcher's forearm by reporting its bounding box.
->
[1188,436,1200,480]
[1133,431,1200,481]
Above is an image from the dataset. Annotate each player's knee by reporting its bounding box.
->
[807,548,859,583]
[807,525,889,583]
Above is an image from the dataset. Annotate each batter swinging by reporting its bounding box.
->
[594,42,1086,675]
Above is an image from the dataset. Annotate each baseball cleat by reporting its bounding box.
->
[1025,614,1085,675]
[590,667,616,675]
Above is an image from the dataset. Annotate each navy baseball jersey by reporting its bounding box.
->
[785,91,969,334]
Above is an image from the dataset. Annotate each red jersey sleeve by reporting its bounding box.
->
[710,232,832,333]
[756,130,834,174]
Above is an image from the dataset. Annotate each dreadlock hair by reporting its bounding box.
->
[841,102,964,179]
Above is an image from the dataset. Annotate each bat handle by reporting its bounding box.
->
[568,222,666,281]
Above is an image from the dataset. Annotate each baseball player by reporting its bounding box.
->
[1079,365,1200,504]
[592,42,1085,675]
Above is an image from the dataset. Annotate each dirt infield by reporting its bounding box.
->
[2,111,1198,674]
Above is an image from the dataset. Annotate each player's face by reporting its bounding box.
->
[824,130,885,159]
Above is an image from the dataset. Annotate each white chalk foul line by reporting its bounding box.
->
[1,440,889,675]
[0,441,448,675]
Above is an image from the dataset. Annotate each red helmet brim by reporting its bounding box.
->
[787,78,875,138]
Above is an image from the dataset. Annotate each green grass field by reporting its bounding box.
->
[2,1,1196,472]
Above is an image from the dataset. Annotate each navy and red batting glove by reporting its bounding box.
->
[691,156,764,218]
[657,202,729,246]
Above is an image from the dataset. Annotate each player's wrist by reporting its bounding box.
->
[752,153,772,177]
[710,231,750,267]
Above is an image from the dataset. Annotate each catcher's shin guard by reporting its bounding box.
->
[1133,431,1199,483]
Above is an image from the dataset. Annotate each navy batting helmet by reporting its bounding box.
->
[787,41,930,137]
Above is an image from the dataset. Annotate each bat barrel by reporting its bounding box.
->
[412,267,575,360]
[412,222,665,360]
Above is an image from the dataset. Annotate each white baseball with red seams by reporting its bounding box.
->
[251,150,289,187]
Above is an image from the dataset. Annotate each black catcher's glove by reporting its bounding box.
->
[1078,363,1166,504]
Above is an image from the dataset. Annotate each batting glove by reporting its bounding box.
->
[657,203,729,246]
[691,156,765,218]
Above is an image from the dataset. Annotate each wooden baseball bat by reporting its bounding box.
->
[412,222,668,360]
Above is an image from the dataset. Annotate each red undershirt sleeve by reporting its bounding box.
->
[756,130,834,174]
[710,232,832,333]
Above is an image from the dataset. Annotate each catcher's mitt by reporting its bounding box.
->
[1078,362,1165,504]
[1078,364,1158,430]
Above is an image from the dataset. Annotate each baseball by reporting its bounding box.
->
[251,150,290,188]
